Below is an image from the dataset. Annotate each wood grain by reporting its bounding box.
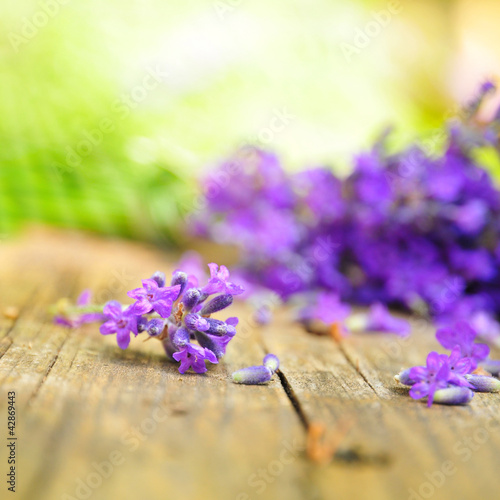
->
[0,228,499,500]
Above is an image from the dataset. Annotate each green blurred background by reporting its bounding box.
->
[1,0,499,243]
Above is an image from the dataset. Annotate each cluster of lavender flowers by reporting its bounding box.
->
[54,263,244,374]
[395,322,500,407]
[191,82,500,342]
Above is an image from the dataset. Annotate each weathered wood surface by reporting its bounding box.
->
[0,229,499,500]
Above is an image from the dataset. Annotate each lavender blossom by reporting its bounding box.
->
[202,264,245,296]
[409,352,453,407]
[172,343,218,374]
[53,262,243,375]
[127,279,180,318]
[99,301,140,350]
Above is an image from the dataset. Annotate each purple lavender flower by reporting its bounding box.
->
[409,352,452,407]
[127,278,180,318]
[436,322,490,369]
[52,259,243,375]
[99,301,140,349]
[365,303,411,336]
[202,264,245,296]
[172,343,218,374]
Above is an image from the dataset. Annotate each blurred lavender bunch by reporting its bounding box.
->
[191,82,500,342]
[53,264,244,374]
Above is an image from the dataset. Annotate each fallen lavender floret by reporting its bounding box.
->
[433,387,474,405]
[394,368,416,386]
[232,365,273,385]
[464,374,500,392]
[263,353,280,373]
[232,354,280,384]
[478,359,500,376]
[52,263,244,374]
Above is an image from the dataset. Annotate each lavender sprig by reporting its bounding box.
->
[53,263,244,375]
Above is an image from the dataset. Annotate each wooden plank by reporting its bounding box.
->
[1,228,499,500]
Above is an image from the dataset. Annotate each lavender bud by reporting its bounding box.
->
[232,365,273,385]
[194,331,226,359]
[184,313,209,332]
[172,327,190,348]
[479,360,500,376]
[182,288,201,310]
[433,387,474,405]
[145,318,165,337]
[263,354,279,374]
[205,318,234,337]
[394,368,416,386]
[200,294,233,315]
[464,374,500,392]
[171,271,188,297]
[151,271,166,288]
[137,316,148,333]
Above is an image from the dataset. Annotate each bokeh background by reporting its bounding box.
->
[1,0,499,243]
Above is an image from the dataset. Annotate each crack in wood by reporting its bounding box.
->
[276,368,310,430]
[337,341,380,397]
